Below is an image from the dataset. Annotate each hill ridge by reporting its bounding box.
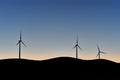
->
[0,57,118,64]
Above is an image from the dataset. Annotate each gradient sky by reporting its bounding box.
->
[0,0,120,62]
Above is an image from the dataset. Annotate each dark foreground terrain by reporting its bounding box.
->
[0,57,120,79]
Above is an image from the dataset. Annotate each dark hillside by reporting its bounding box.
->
[0,57,120,79]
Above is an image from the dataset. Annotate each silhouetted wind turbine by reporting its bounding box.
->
[16,31,26,59]
[73,36,83,59]
[96,44,106,60]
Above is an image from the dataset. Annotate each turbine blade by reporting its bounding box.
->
[76,35,78,44]
[78,45,83,51]
[73,45,76,49]
[16,41,20,46]
[96,53,99,57]
[22,41,27,47]
[100,51,106,54]
[97,44,100,52]
[19,30,22,41]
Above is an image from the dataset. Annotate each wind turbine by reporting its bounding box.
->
[96,44,106,60]
[16,31,26,59]
[73,36,83,59]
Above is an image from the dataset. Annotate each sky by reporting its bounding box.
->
[0,0,120,62]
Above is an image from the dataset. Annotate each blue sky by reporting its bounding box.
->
[0,0,120,62]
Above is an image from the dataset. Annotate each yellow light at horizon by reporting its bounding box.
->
[0,51,120,63]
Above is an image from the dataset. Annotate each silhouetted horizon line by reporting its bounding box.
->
[0,56,118,63]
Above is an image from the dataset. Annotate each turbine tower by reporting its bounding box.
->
[96,44,106,60]
[16,31,26,59]
[73,36,83,59]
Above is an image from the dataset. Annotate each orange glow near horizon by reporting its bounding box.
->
[0,51,120,63]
